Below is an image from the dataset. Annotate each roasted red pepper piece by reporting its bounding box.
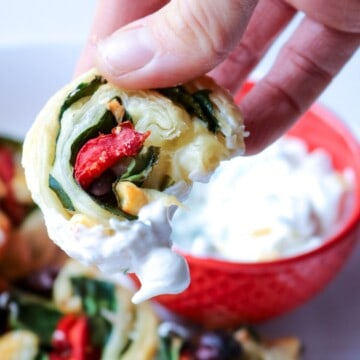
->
[74,121,150,189]
[51,314,77,359]
[0,146,26,225]
[50,314,100,360]
[0,146,14,183]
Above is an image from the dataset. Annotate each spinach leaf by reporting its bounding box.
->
[69,94,135,166]
[158,86,220,133]
[70,110,117,165]
[193,89,220,133]
[59,76,106,120]
[34,351,50,360]
[105,146,159,219]
[88,314,113,348]
[93,195,138,220]
[157,336,183,360]
[49,174,75,211]
[9,293,63,346]
[119,146,160,185]
[70,276,117,316]
[70,276,117,347]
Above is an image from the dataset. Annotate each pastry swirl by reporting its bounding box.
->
[22,68,245,302]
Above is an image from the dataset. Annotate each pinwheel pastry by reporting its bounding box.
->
[0,135,67,281]
[0,260,158,359]
[22,68,246,302]
[0,259,301,360]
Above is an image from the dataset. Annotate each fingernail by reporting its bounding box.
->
[97,25,155,76]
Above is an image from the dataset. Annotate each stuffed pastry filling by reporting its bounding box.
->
[22,69,245,303]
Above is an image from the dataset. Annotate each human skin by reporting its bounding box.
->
[75,0,360,154]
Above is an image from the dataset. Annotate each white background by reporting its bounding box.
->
[0,1,359,359]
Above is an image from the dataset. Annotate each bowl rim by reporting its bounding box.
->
[176,103,360,270]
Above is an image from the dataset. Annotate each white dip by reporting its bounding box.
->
[43,200,190,304]
[171,137,354,261]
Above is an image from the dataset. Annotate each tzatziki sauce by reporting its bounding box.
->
[42,200,190,304]
[171,137,354,262]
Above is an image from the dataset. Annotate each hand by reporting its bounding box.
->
[76,0,360,154]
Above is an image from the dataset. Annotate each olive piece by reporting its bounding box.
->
[194,330,243,360]
[15,266,60,298]
[88,169,117,197]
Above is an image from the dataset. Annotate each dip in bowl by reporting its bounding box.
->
[146,99,360,328]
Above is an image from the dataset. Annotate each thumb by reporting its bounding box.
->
[96,0,257,89]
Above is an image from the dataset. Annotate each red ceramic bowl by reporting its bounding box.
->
[142,87,360,328]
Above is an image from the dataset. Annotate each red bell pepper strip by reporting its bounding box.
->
[74,121,150,189]
[50,314,100,360]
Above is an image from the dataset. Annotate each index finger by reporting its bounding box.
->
[75,0,168,75]
[239,17,360,155]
